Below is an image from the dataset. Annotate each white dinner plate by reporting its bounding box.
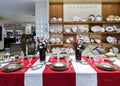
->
[50,38,56,44]
[96,15,102,21]
[94,39,101,43]
[72,27,77,33]
[56,37,61,43]
[88,14,95,21]
[78,26,89,32]
[105,26,114,32]
[72,16,81,22]
[65,28,71,33]
[58,17,62,22]
[106,36,117,43]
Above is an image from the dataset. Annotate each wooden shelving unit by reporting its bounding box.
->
[49,1,120,52]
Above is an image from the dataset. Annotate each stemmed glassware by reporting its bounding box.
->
[65,48,71,65]
[93,50,99,65]
[27,56,32,67]
[50,52,54,62]
[56,48,61,62]
[21,51,24,65]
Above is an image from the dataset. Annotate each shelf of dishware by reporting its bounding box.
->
[49,2,120,52]
[50,44,63,46]
[49,21,120,24]
[63,32,120,35]
[102,43,120,45]
[49,33,63,35]
[90,32,120,35]
[88,43,102,45]
[50,43,120,47]
[63,32,76,35]
[63,44,73,47]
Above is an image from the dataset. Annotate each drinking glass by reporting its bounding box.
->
[100,55,105,63]
[21,51,24,65]
[27,56,32,67]
[56,48,61,62]
[93,51,99,65]
[66,48,70,65]
[50,53,54,62]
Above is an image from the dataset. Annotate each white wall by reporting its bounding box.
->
[0,18,4,50]
[35,0,49,38]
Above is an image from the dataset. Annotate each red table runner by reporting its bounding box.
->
[83,56,120,86]
[0,57,38,86]
[43,57,76,86]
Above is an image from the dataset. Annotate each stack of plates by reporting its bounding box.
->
[91,26,105,32]
[78,26,89,32]
[51,62,68,71]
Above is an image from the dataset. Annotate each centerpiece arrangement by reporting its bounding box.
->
[70,36,88,61]
[34,36,49,61]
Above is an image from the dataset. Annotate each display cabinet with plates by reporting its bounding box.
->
[49,1,120,53]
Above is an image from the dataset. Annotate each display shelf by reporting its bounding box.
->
[49,22,63,24]
[63,21,106,24]
[50,44,63,46]
[63,44,72,47]
[49,33,63,35]
[88,43,102,45]
[49,21,120,24]
[101,32,120,34]
[102,43,120,45]
[49,2,120,51]
[64,32,76,35]
[89,32,120,35]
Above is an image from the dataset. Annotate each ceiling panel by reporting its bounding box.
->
[0,1,35,23]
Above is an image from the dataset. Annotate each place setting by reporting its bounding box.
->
[43,48,73,71]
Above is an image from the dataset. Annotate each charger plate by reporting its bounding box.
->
[96,63,116,71]
[2,63,22,72]
[51,62,68,71]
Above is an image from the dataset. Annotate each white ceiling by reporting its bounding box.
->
[0,0,35,24]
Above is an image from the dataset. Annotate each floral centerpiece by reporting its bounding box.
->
[34,36,49,61]
[70,36,88,61]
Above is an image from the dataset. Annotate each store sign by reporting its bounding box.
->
[64,4,102,21]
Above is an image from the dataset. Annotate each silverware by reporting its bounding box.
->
[31,64,43,70]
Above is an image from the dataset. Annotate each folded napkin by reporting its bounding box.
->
[113,58,120,67]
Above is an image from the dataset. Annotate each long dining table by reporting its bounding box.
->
[0,55,120,86]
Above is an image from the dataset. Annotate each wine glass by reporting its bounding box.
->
[20,51,24,65]
[66,48,70,65]
[93,50,99,65]
[50,52,54,62]
[56,48,61,62]
[27,56,32,67]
